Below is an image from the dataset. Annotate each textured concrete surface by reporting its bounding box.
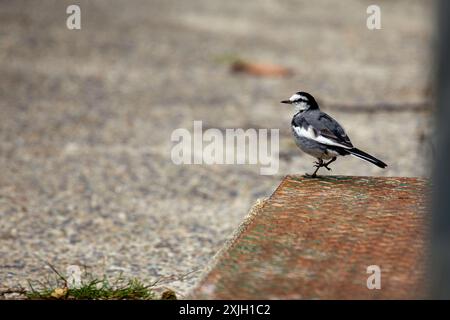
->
[0,0,433,296]
[192,176,429,299]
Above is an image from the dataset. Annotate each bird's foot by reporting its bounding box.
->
[313,160,323,168]
[313,159,331,171]
[307,159,323,177]
[322,157,336,171]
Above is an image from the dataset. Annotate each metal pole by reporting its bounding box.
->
[432,0,450,299]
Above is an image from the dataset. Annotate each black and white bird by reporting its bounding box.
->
[281,91,387,177]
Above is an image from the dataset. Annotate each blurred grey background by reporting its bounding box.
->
[0,0,433,296]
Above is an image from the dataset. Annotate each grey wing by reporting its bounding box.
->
[307,112,354,149]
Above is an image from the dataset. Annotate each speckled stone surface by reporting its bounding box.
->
[0,0,433,297]
[191,176,429,299]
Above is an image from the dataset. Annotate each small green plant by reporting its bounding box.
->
[25,263,172,300]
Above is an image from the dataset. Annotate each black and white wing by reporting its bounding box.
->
[292,111,353,149]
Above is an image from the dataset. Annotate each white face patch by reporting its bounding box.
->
[294,101,309,112]
[289,94,309,112]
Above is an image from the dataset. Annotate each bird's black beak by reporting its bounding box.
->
[281,100,292,104]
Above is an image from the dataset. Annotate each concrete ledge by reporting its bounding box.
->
[190,176,429,299]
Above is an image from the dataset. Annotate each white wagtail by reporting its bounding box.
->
[281,91,387,177]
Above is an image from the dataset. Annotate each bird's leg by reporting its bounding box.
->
[313,159,322,167]
[323,157,337,171]
[305,159,323,178]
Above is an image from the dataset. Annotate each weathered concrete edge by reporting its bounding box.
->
[186,197,268,299]
[187,177,290,299]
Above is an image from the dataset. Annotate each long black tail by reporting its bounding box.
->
[347,148,387,168]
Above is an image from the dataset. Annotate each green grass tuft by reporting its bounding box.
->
[27,277,156,300]
[25,263,166,300]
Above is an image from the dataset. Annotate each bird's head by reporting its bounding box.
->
[281,91,319,112]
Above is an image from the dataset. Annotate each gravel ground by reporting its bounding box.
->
[0,0,433,297]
